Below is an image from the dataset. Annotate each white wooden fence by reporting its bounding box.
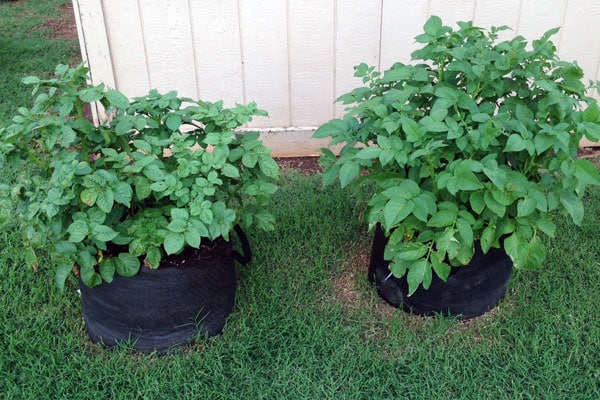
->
[73,0,600,155]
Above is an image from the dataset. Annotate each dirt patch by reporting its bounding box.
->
[578,146,600,160]
[327,234,515,345]
[274,156,322,174]
[34,2,78,40]
[329,240,397,320]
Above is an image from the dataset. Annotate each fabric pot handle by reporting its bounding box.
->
[232,224,252,265]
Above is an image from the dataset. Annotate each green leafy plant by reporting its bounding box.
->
[0,63,278,288]
[314,16,600,295]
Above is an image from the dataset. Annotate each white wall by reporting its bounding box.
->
[73,0,600,154]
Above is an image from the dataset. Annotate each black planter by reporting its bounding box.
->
[78,226,251,353]
[368,224,513,319]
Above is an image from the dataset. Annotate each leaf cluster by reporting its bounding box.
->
[0,64,278,288]
[314,16,600,295]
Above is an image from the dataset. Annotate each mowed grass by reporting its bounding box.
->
[1,168,599,399]
[0,0,80,121]
[1,2,600,399]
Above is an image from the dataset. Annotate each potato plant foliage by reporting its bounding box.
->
[0,64,278,288]
[314,16,600,295]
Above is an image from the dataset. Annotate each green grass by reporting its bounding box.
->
[1,169,599,399]
[1,2,600,399]
[0,0,80,121]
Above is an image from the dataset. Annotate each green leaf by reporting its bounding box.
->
[484,191,506,217]
[383,198,414,228]
[105,90,130,109]
[171,208,189,220]
[167,219,188,233]
[258,156,279,179]
[222,163,240,178]
[55,259,73,290]
[399,179,421,198]
[574,158,600,186]
[559,191,584,225]
[143,164,165,181]
[115,253,140,277]
[242,153,259,168]
[79,251,101,287]
[113,182,133,207]
[397,243,429,261]
[134,176,152,200]
[407,259,431,295]
[456,170,483,191]
[165,114,182,131]
[469,191,485,214]
[388,258,410,278]
[79,88,103,103]
[372,104,388,118]
[431,255,451,282]
[472,113,490,123]
[91,224,119,242]
[504,134,528,152]
[184,227,201,248]
[504,233,546,270]
[482,164,507,190]
[80,189,98,206]
[55,241,77,255]
[427,210,456,228]
[339,161,360,188]
[534,133,554,153]
[144,246,162,269]
[402,119,422,142]
[423,15,443,37]
[99,258,116,283]
[67,220,88,243]
[491,187,515,206]
[517,196,537,217]
[22,76,40,85]
[164,232,185,255]
[412,193,435,222]
[535,216,556,238]
[480,225,496,253]
[74,162,93,175]
[456,218,473,244]
[254,211,276,231]
[312,119,347,139]
[96,189,114,213]
[355,146,381,160]
[381,66,412,83]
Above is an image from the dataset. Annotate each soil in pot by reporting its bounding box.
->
[79,231,249,353]
[368,224,513,319]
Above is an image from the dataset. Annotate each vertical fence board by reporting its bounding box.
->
[138,0,197,98]
[72,0,113,123]
[288,0,335,126]
[473,0,522,40]
[77,0,600,151]
[559,1,600,85]
[380,0,429,69]
[72,0,114,89]
[516,0,567,43]
[189,0,244,106]
[334,0,382,118]
[238,0,290,127]
[101,2,149,96]
[429,0,476,26]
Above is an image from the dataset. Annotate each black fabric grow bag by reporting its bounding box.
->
[368,224,513,319]
[78,225,251,353]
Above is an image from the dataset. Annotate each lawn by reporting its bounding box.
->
[1,2,599,399]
